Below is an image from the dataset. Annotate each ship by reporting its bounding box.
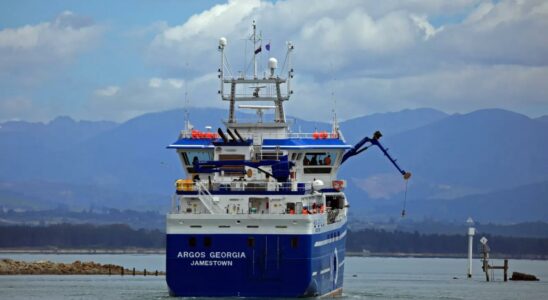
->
[165,22,411,298]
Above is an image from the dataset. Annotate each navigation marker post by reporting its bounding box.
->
[467,217,475,278]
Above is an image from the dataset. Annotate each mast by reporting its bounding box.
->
[252,20,258,79]
[217,22,293,137]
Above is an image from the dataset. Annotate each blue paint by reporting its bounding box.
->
[165,225,346,297]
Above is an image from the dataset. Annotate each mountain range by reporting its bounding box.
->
[1,107,547,223]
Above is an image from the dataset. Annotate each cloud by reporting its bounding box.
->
[141,0,548,121]
[81,74,218,122]
[0,97,34,121]
[148,78,184,89]
[95,86,120,97]
[0,11,103,85]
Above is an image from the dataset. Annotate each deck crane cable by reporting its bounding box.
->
[401,177,409,217]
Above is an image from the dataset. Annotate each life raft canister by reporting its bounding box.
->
[175,179,185,192]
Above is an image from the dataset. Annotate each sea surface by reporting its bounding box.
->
[1,254,547,299]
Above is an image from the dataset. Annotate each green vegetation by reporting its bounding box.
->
[347,229,548,257]
[0,224,546,257]
[0,224,164,249]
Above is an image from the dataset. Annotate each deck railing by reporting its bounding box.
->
[178,130,341,140]
[176,180,311,194]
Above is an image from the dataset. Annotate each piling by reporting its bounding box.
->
[504,259,508,282]
[481,237,509,282]
[144,268,147,276]
[132,267,135,276]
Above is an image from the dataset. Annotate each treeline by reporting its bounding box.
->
[0,224,547,256]
[347,229,548,256]
[0,208,165,230]
[0,223,164,249]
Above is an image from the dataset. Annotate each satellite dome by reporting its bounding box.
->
[268,57,278,69]
[219,37,227,47]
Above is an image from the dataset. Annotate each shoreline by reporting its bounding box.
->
[0,249,545,260]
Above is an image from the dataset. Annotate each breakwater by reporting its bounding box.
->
[0,259,164,275]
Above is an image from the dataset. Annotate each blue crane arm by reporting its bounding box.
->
[192,155,295,182]
[341,131,411,180]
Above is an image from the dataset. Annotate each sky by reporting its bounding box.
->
[0,0,547,123]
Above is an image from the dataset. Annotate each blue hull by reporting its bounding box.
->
[166,225,346,297]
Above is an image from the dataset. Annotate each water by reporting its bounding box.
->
[1,254,547,299]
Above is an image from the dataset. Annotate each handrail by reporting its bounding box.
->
[196,182,224,214]
[179,180,311,194]
[179,130,340,140]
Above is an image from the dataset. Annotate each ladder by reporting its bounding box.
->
[196,182,224,214]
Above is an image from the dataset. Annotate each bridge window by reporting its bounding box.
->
[181,150,213,173]
[303,152,336,166]
[303,152,336,174]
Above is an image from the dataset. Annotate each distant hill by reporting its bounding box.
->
[340,108,448,143]
[342,109,548,203]
[358,181,548,223]
[1,107,547,223]
[536,115,548,124]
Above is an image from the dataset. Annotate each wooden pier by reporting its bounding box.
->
[480,237,508,282]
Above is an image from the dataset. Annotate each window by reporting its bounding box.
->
[188,237,196,247]
[303,152,337,174]
[326,195,345,209]
[304,167,331,174]
[182,151,213,165]
[303,152,336,166]
[181,150,213,173]
[219,154,245,175]
[291,237,299,249]
[247,237,255,248]
[260,151,283,160]
[204,237,212,247]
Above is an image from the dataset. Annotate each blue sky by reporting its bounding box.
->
[0,0,547,122]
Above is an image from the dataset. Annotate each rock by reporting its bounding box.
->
[510,272,539,281]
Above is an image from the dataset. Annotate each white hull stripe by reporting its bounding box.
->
[339,260,345,268]
[314,230,347,247]
[320,268,330,275]
[312,271,318,276]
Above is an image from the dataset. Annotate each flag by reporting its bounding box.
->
[254,46,262,54]
[265,42,271,51]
